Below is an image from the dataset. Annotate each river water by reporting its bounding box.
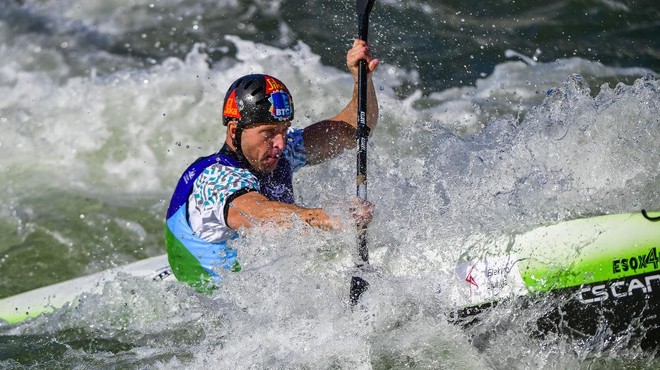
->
[1,0,659,368]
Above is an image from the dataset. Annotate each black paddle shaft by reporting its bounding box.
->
[356,0,374,264]
[351,0,375,306]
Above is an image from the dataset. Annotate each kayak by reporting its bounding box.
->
[448,211,660,350]
[0,255,174,325]
[2,211,659,350]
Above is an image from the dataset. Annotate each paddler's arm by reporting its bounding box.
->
[303,39,379,165]
[226,191,340,231]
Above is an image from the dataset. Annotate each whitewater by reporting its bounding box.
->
[1,0,659,368]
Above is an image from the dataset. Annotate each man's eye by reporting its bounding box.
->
[260,127,287,140]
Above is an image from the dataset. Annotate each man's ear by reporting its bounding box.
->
[226,121,239,149]
[227,121,238,139]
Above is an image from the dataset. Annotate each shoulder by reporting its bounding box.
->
[188,162,259,236]
[195,163,259,192]
[283,127,307,171]
[285,127,304,149]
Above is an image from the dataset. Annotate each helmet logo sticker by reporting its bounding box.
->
[264,76,287,94]
[223,89,242,120]
[269,91,292,121]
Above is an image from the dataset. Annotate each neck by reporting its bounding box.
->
[220,140,259,174]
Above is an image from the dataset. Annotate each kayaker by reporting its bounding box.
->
[165,39,379,291]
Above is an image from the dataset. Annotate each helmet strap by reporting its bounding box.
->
[231,125,258,173]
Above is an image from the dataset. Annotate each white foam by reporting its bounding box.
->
[1,20,659,366]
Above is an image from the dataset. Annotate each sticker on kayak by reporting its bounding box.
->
[612,246,659,274]
[454,255,528,307]
[577,273,660,304]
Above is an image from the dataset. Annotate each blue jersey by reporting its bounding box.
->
[165,128,307,291]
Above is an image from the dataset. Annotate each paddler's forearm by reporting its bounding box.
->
[293,207,340,231]
[333,76,379,134]
[259,202,339,231]
[366,78,379,132]
[228,195,339,231]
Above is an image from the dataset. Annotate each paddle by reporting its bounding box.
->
[349,0,376,306]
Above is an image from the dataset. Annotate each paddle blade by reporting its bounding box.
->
[349,276,370,306]
[356,0,375,16]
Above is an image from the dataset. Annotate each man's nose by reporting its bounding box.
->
[272,132,286,149]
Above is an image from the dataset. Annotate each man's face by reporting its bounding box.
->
[239,121,291,173]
